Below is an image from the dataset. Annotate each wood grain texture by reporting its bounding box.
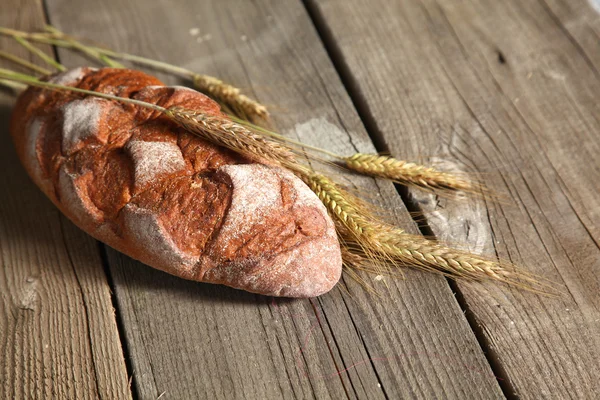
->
[45,0,504,398]
[0,1,131,399]
[306,0,600,397]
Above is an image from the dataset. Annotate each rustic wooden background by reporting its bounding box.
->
[1,0,599,398]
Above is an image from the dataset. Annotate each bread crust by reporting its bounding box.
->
[10,67,342,297]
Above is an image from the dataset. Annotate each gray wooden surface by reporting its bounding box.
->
[1,0,599,398]
[305,0,600,398]
[47,0,502,398]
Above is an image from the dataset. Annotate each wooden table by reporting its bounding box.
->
[2,0,599,398]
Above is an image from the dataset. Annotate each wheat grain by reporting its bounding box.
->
[364,226,554,291]
[192,74,268,120]
[165,107,292,166]
[345,153,475,192]
[299,172,382,237]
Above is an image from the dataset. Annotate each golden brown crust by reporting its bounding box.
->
[10,67,342,297]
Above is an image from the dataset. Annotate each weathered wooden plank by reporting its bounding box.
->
[0,1,131,399]
[305,0,600,397]
[46,0,505,398]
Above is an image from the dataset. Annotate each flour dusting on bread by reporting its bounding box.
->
[49,67,96,86]
[214,164,283,242]
[121,203,197,277]
[61,98,105,154]
[125,140,187,191]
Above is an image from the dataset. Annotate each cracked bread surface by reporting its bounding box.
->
[10,67,342,297]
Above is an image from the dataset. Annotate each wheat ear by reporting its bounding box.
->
[164,107,293,166]
[350,221,552,291]
[367,228,511,279]
[344,153,477,192]
[225,118,486,195]
[192,74,268,120]
[300,170,550,291]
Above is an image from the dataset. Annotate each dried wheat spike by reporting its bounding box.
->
[166,106,293,166]
[300,172,382,237]
[344,153,474,192]
[193,74,268,120]
[302,171,543,288]
[365,227,550,290]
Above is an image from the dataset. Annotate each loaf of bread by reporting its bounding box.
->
[10,67,342,297]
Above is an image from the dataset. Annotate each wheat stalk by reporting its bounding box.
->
[1,26,489,197]
[0,78,26,92]
[0,26,269,121]
[0,67,552,294]
[43,26,124,69]
[0,50,51,75]
[13,36,66,72]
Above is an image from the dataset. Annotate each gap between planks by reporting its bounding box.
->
[301,0,512,394]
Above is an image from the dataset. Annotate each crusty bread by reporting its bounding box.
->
[10,67,342,297]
